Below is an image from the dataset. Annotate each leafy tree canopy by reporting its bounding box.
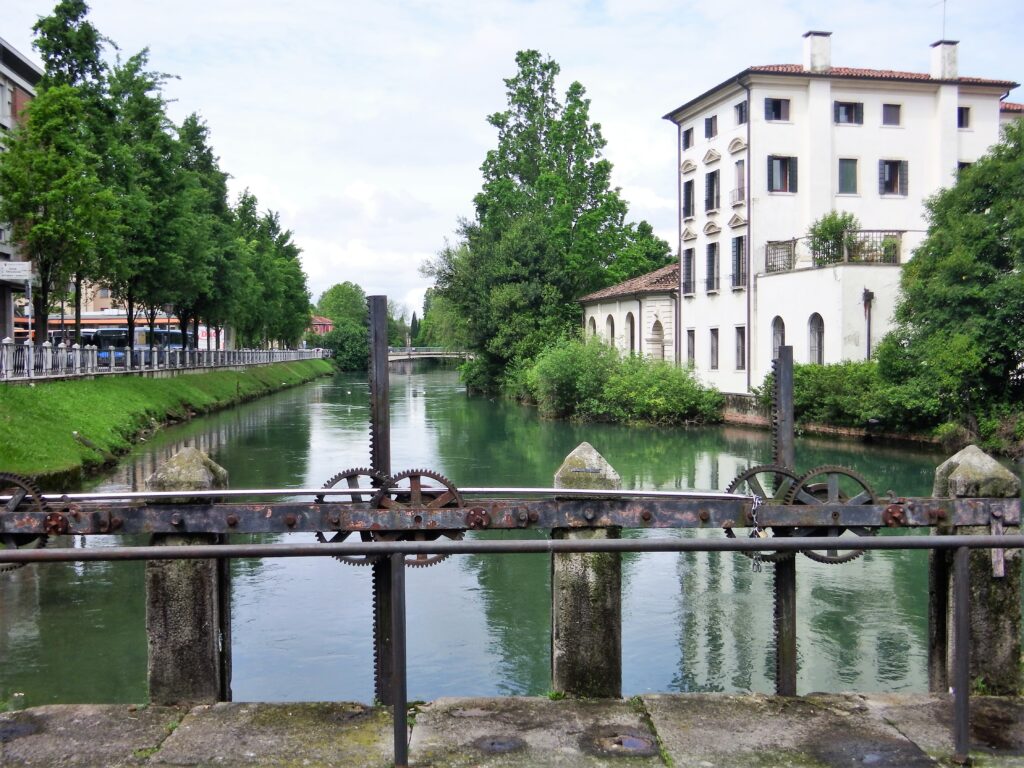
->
[317,281,368,327]
[425,50,669,392]
[878,119,1024,422]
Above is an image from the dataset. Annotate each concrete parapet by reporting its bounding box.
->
[551,442,622,698]
[929,445,1021,695]
[145,448,232,705]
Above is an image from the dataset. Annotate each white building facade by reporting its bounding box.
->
[580,263,679,363]
[664,32,1019,394]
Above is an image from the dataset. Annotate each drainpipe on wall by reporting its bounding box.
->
[741,78,753,392]
[862,288,874,359]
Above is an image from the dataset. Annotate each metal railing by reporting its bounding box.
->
[766,231,904,274]
[730,186,746,205]
[0,530,1008,767]
[0,339,328,381]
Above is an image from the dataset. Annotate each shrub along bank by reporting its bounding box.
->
[0,359,334,481]
[514,336,723,425]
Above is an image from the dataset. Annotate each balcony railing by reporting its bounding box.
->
[731,269,746,289]
[766,231,905,274]
[705,275,720,292]
[730,187,746,205]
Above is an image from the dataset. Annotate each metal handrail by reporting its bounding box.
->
[0,532,1006,766]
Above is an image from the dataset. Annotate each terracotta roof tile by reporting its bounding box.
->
[749,64,1017,88]
[579,263,679,303]
[1002,101,1024,112]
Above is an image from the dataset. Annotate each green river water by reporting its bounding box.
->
[0,363,972,706]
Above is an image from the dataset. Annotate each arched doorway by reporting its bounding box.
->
[606,315,615,345]
[808,313,824,364]
[772,316,786,360]
[647,319,665,360]
[625,312,636,354]
[587,317,597,337]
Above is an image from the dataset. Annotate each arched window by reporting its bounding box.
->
[808,313,824,364]
[772,316,786,360]
[587,317,597,336]
[649,319,665,360]
[606,315,615,345]
[625,313,636,354]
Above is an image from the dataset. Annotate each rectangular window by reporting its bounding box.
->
[682,248,695,294]
[882,103,901,126]
[705,115,718,139]
[838,158,858,194]
[731,236,746,288]
[957,106,970,128]
[682,127,694,150]
[834,101,864,124]
[686,330,695,365]
[879,159,908,196]
[767,155,798,193]
[764,98,790,121]
[957,161,972,174]
[704,170,720,211]
[732,159,745,204]
[709,328,719,370]
[682,180,695,219]
[735,327,746,370]
[705,243,720,292]
[735,100,748,125]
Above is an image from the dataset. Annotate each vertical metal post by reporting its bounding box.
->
[953,546,971,765]
[368,296,394,704]
[773,345,797,696]
[390,552,409,768]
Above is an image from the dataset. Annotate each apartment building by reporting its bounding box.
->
[0,37,42,341]
[663,32,1019,394]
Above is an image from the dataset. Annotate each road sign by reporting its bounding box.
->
[0,261,33,281]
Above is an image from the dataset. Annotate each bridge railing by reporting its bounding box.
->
[0,338,328,381]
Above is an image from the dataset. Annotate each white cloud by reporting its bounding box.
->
[5,0,1022,323]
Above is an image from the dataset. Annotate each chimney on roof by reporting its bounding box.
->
[803,31,832,73]
[930,40,959,79]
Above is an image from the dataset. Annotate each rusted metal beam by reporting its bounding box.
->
[3,497,1015,536]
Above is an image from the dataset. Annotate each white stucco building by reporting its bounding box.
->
[580,263,679,362]
[663,32,1019,395]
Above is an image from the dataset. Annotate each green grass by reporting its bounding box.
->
[0,359,333,479]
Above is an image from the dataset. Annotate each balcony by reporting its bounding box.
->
[730,187,746,206]
[765,231,905,274]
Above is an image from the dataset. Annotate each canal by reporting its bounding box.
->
[0,363,957,707]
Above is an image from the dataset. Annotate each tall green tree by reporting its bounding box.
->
[317,281,368,327]
[426,50,668,391]
[104,51,183,352]
[0,85,113,337]
[31,0,112,343]
[878,119,1024,424]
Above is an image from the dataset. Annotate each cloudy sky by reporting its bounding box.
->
[5,0,1022,317]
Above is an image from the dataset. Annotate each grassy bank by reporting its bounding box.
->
[0,359,334,481]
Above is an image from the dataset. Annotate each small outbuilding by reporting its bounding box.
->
[579,263,679,363]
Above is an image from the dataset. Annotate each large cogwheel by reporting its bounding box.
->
[374,469,464,567]
[723,465,799,563]
[314,467,390,566]
[0,473,49,574]
[785,465,878,564]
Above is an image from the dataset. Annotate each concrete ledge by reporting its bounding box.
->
[4,695,1024,767]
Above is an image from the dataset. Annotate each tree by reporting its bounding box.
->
[317,282,368,327]
[878,119,1024,424]
[0,85,113,338]
[425,50,668,391]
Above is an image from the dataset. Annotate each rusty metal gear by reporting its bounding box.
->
[785,465,878,564]
[724,465,799,563]
[314,467,390,565]
[375,469,464,567]
[0,473,49,573]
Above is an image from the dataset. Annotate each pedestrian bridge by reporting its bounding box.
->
[387,346,470,362]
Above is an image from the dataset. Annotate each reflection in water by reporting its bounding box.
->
[1,363,957,706]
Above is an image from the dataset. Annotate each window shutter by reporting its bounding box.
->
[705,173,712,209]
[899,161,908,196]
[767,156,774,191]
[878,160,886,195]
[790,157,798,193]
[732,237,740,276]
[764,99,772,120]
[833,102,840,122]
[855,103,863,124]
[781,100,789,121]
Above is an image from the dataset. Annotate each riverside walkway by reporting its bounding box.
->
[3,693,1023,766]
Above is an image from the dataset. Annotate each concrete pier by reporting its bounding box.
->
[4,694,1024,766]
